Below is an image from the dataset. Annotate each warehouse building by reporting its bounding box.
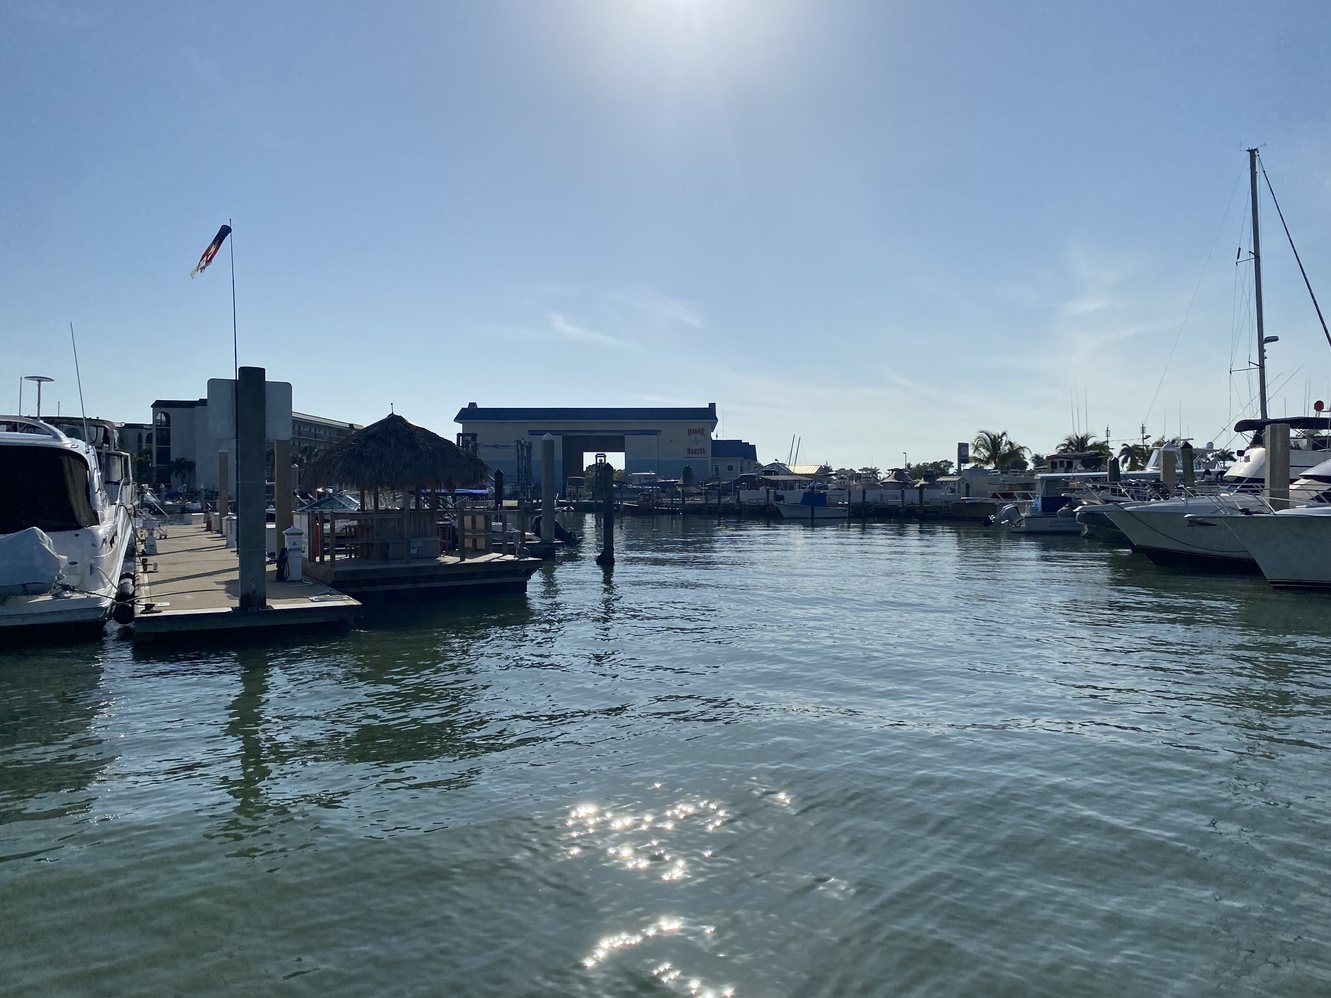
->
[453,402,719,495]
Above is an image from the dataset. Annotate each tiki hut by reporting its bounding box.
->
[303,413,488,509]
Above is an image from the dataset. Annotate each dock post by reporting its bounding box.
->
[216,449,230,531]
[596,462,615,566]
[529,432,557,558]
[236,366,267,610]
[1266,422,1291,510]
[274,439,293,537]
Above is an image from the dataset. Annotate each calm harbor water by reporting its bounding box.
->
[3,516,1331,997]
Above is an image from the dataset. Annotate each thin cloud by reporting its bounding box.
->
[548,313,634,349]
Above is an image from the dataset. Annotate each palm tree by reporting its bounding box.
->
[1058,432,1095,453]
[1117,443,1151,471]
[168,458,196,489]
[971,430,1028,471]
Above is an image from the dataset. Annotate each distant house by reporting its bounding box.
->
[1047,451,1106,473]
[710,439,758,482]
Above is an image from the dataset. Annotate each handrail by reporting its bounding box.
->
[0,416,68,440]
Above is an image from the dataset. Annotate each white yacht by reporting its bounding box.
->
[1222,416,1331,488]
[1101,491,1268,571]
[1221,504,1331,590]
[0,416,136,638]
[1103,149,1331,572]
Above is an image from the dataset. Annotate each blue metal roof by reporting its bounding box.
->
[711,439,757,460]
[455,403,717,423]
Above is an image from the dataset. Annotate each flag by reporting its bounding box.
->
[190,224,232,278]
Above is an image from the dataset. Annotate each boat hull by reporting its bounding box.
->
[1004,515,1083,535]
[773,503,849,521]
[1222,509,1331,588]
[1102,498,1259,570]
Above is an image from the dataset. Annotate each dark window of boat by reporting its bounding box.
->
[0,448,99,533]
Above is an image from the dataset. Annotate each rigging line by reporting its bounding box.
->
[1259,157,1331,349]
[1143,168,1244,428]
[68,321,90,445]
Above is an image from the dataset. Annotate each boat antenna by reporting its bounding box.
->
[1258,156,1331,351]
[69,321,90,444]
[1248,147,1269,419]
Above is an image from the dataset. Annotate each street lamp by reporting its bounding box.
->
[24,376,53,419]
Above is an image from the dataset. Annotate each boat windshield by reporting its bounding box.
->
[0,447,99,533]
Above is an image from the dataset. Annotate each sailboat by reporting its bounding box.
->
[1104,149,1331,571]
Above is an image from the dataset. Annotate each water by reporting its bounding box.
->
[3,517,1331,996]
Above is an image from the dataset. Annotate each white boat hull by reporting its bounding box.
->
[774,502,849,521]
[1222,507,1331,589]
[1102,496,1262,571]
[1004,514,1083,535]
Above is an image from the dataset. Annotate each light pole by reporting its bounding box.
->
[24,376,53,419]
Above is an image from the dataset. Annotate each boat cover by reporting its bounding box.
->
[0,527,68,595]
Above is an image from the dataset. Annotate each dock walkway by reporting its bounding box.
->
[133,522,360,642]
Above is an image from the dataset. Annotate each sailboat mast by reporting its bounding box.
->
[1249,147,1269,419]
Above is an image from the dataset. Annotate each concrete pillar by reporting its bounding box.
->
[1180,442,1195,488]
[540,433,555,545]
[1266,422,1290,510]
[236,366,267,610]
[217,449,230,529]
[273,439,293,537]
[1161,449,1176,488]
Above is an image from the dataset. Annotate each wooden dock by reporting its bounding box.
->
[132,522,360,642]
[301,551,543,600]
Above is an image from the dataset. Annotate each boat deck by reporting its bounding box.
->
[133,522,360,642]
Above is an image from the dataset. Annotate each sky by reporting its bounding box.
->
[5,0,1331,471]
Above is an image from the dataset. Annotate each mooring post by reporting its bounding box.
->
[534,432,556,557]
[236,366,267,610]
[216,449,230,531]
[1266,422,1291,510]
[596,462,615,566]
[273,439,293,538]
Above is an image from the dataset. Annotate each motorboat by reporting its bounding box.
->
[995,472,1122,535]
[0,416,136,638]
[1102,149,1331,572]
[773,485,849,521]
[1102,452,1331,570]
[1101,492,1267,571]
[1221,504,1331,590]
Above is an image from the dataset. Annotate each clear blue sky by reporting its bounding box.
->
[5,0,1331,470]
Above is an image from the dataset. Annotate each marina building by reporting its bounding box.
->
[150,398,360,491]
[453,402,719,494]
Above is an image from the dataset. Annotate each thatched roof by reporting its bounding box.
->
[303,413,488,490]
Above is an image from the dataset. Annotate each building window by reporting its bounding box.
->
[153,411,171,467]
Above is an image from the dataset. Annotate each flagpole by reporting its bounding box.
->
[229,217,238,382]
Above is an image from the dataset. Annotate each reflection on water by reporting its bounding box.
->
[2,519,1331,994]
[0,650,109,836]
